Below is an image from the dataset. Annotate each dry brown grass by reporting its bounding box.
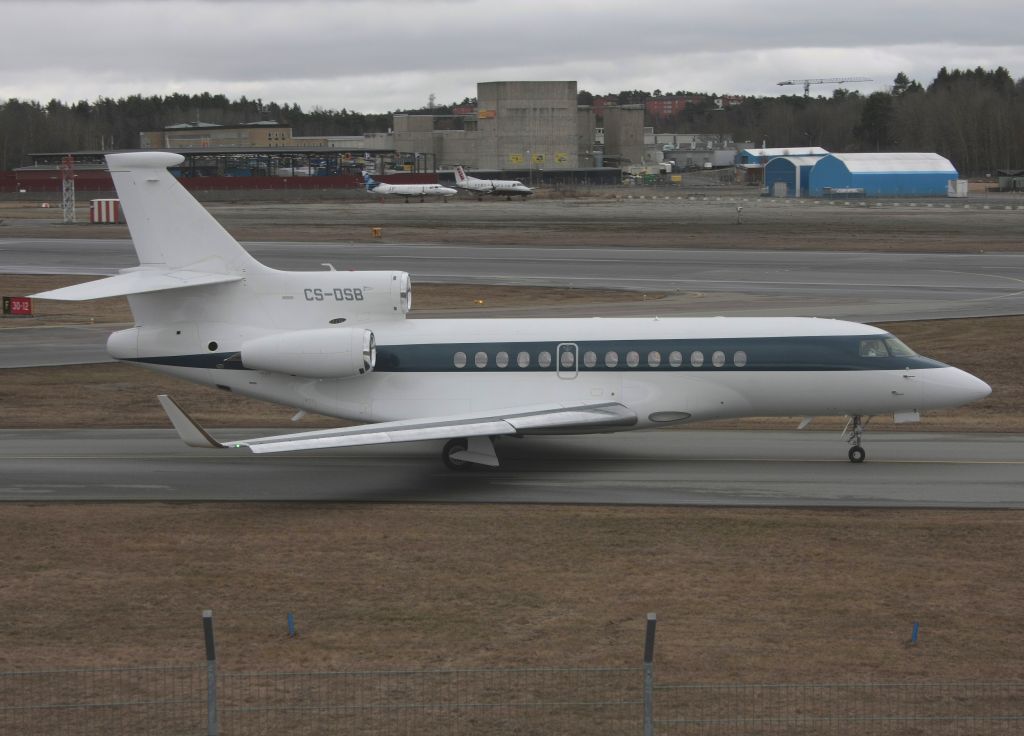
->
[1,504,1022,682]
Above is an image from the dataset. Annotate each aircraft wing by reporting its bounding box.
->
[158,395,636,454]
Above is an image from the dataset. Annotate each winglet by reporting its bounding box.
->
[157,395,225,449]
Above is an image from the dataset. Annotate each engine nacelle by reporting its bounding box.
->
[240,327,375,379]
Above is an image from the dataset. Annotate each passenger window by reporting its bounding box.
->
[583,351,597,368]
[604,351,619,368]
[647,351,661,367]
[690,351,704,368]
[538,351,552,368]
[475,351,488,368]
[560,350,575,368]
[859,339,889,358]
[626,350,639,367]
[712,350,725,368]
[734,350,748,367]
[517,351,530,368]
[453,351,467,368]
[496,351,509,368]
[669,351,682,368]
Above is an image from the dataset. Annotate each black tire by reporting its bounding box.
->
[848,446,866,463]
[442,438,469,470]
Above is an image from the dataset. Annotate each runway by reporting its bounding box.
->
[4,238,1024,322]
[2,429,1022,506]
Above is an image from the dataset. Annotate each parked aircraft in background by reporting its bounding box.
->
[454,165,533,200]
[33,153,991,469]
[362,171,457,202]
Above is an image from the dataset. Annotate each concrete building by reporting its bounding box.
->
[475,81,579,169]
[576,106,597,167]
[389,81,585,172]
[808,153,958,197]
[602,105,645,166]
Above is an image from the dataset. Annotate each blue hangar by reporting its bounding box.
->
[764,156,825,197]
[808,152,958,197]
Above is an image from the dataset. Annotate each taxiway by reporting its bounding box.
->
[2,429,1021,506]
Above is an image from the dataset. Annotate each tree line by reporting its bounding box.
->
[1,67,1020,174]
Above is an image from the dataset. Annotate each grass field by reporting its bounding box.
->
[2,504,1023,682]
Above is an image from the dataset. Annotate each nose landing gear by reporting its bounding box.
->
[843,415,871,463]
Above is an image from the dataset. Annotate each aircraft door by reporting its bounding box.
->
[557,343,578,379]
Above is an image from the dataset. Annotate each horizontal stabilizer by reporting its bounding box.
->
[31,269,243,301]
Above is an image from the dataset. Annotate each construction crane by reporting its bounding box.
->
[777,77,873,97]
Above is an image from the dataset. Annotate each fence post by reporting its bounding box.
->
[203,609,219,736]
[643,612,657,736]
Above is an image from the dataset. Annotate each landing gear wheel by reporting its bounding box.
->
[442,438,469,470]
[848,446,866,463]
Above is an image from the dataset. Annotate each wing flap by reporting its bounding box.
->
[156,395,636,456]
[245,419,514,454]
[32,269,243,301]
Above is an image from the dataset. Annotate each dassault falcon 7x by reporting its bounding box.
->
[454,165,533,200]
[33,152,990,468]
[362,171,457,202]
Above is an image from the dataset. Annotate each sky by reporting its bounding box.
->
[2,0,1022,113]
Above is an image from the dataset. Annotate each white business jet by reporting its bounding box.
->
[454,165,533,200]
[33,153,990,469]
[362,171,457,202]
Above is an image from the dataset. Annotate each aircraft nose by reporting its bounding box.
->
[921,367,991,408]
[958,369,993,403]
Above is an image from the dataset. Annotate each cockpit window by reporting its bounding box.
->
[859,338,889,358]
[884,336,917,357]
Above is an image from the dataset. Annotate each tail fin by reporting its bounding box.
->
[454,166,467,184]
[106,152,260,274]
[362,171,379,191]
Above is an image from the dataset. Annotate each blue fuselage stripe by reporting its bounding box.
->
[126,335,946,372]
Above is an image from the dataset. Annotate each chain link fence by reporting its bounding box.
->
[220,666,641,736]
[5,666,1024,735]
[2,612,1023,735]
[653,680,1024,735]
[0,665,206,736]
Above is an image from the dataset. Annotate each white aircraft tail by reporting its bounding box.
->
[105,152,261,275]
[454,165,468,184]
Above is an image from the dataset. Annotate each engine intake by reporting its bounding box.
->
[241,327,375,379]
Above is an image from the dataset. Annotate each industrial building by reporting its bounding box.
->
[23,80,737,187]
[807,153,959,197]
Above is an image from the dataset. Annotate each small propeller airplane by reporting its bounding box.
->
[32,152,990,469]
[362,171,457,202]
[454,165,533,200]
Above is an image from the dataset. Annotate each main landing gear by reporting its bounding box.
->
[843,415,871,463]
[442,436,500,470]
